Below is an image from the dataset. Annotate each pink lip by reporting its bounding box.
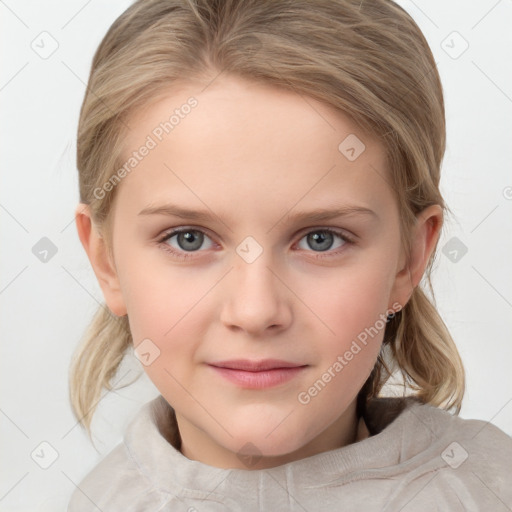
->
[207,359,308,389]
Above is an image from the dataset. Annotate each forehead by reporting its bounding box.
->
[115,75,394,224]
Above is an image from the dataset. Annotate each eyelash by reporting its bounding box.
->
[157,227,356,261]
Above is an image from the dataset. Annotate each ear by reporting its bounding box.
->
[389,204,443,309]
[75,203,127,317]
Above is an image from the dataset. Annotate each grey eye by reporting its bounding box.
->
[165,230,214,252]
[297,230,346,252]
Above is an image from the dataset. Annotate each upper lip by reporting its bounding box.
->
[208,359,307,371]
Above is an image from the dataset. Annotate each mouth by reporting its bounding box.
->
[207,359,308,389]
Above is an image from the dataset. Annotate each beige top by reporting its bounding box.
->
[68,395,512,511]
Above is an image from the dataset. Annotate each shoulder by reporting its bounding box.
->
[366,395,512,456]
[67,442,160,511]
[67,397,172,511]
[378,397,512,509]
[407,398,512,460]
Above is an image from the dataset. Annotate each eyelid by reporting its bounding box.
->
[157,224,356,260]
[157,225,218,245]
[157,224,356,245]
[294,225,356,243]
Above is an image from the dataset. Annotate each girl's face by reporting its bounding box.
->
[84,76,435,469]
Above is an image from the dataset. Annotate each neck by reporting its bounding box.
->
[176,398,367,470]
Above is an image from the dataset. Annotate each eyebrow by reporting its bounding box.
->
[138,203,378,224]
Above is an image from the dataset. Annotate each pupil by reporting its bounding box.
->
[310,231,332,251]
[179,231,202,250]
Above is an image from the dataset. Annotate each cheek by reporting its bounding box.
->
[297,271,389,412]
[126,288,203,402]
[119,251,205,338]
[121,264,213,377]
[310,264,394,348]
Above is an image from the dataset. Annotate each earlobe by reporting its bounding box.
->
[389,205,443,309]
[74,203,127,317]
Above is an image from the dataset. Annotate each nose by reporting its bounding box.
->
[220,252,292,336]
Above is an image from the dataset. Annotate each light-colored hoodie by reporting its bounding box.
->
[67,395,512,511]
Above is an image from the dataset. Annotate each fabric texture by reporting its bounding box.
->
[68,394,512,511]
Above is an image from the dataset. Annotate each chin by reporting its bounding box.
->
[216,404,314,454]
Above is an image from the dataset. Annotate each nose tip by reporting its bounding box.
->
[220,259,291,335]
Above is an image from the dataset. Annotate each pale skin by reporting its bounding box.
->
[75,75,442,470]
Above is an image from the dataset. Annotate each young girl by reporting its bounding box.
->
[67,0,512,509]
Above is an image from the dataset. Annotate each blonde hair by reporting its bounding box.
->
[69,0,465,440]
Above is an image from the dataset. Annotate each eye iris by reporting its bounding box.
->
[308,231,333,251]
[178,230,203,251]
[171,230,339,253]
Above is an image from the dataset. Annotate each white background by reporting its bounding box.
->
[1,0,511,510]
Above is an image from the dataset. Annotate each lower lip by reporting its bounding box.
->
[208,365,307,389]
